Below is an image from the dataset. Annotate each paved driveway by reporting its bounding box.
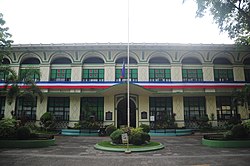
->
[0,135,250,166]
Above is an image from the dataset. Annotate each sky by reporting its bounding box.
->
[0,0,233,44]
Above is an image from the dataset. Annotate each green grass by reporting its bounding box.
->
[97,141,161,148]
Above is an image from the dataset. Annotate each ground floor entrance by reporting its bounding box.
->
[117,98,136,128]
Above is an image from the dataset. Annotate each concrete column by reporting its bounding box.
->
[138,95,149,126]
[4,99,15,119]
[171,65,182,81]
[36,96,48,121]
[40,64,50,81]
[205,96,217,126]
[71,65,82,81]
[238,106,249,120]
[104,95,115,126]
[202,66,214,81]
[233,66,245,81]
[173,96,184,127]
[69,96,81,127]
[104,65,115,81]
[138,64,149,81]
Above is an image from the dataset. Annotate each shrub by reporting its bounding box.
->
[73,122,81,129]
[139,124,150,133]
[110,129,124,144]
[17,126,31,140]
[105,125,117,136]
[231,124,248,139]
[129,128,150,145]
[40,112,55,130]
[225,116,242,130]
[242,119,250,132]
[0,118,17,138]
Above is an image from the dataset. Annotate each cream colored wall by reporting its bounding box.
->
[202,66,214,81]
[103,95,115,126]
[238,106,249,119]
[68,96,81,127]
[71,65,82,81]
[138,65,149,81]
[36,96,47,126]
[4,100,15,118]
[233,66,245,81]
[138,95,149,126]
[171,65,182,81]
[104,65,115,81]
[40,65,50,81]
[173,96,184,127]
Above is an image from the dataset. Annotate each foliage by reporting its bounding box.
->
[79,120,102,129]
[230,124,248,138]
[139,124,150,133]
[197,115,212,130]
[0,13,13,61]
[242,119,250,132]
[129,128,150,145]
[0,118,17,138]
[16,126,31,140]
[73,122,81,129]
[224,116,242,130]
[105,125,117,136]
[110,129,124,144]
[232,85,250,110]
[186,0,250,45]
[40,112,55,130]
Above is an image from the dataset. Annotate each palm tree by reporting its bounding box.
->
[232,85,250,110]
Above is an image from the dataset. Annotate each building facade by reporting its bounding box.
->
[0,43,250,128]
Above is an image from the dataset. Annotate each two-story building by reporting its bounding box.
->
[0,43,250,128]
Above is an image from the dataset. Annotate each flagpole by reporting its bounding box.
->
[125,0,131,154]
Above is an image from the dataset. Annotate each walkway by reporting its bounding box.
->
[0,135,250,166]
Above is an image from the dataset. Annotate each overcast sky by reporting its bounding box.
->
[0,0,233,44]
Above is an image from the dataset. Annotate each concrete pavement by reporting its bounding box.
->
[0,135,250,166]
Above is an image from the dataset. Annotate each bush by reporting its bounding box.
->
[40,112,55,130]
[0,118,17,138]
[231,124,248,139]
[105,125,117,136]
[225,116,242,130]
[129,128,150,145]
[242,119,250,132]
[110,129,124,144]
[139,124,150,133]
[17,126,31,140]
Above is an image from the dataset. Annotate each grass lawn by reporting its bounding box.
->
[97,141,161,148]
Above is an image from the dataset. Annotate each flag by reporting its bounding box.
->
[120,60,125,79]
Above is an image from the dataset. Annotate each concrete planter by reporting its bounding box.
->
[202,136,250,148]
[0,138,56,148]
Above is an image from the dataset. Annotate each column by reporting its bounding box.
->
[233,66,245,81]
[104,64,115,81]
[138,64,149,81]
[205,96,217,126]
[104,95,115,126]
[173,96,184,127]
[36,96,48,126]
[138,95,149,126]
[69,96,81,127]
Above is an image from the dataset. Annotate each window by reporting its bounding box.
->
[19,69,40,82]
[50,69,71,81]
[214,69,233,82]
[149,97,173,129]
[16,97,37,120]
[149,69,171,82]
[216,96,238,120]
[0,97,5,120]
[47,97,70,121]
[244,69,250,82]
[115,69,138,82]
[80,97,104,121]
[182,69,203,82]
[0,71,9,82]
[82,69,104,82]
[184,97,206,121]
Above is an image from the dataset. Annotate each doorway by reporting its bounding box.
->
[117,98,136,128]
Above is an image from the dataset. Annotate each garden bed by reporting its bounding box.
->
[149,129,193,136]
[202,134,250,148]
[0,137,56,148]
[61,129,99,136]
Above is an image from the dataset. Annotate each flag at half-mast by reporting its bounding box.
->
[120,60,125,79]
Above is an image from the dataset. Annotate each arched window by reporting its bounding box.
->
[21,58,40,64]
[2,58,10,64]
[213,58,232,65]
[115,57,137,64]
[83,57,104,64]
[182,57,201,64]
[115,57,137,82]
[51,57,72,64]
[243,58,250,65]
[149,57,170,64]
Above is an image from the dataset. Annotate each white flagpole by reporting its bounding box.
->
[125,0,131,154]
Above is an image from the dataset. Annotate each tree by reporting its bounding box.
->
[0,13,13,63]
[0,13,43,105]
[184,0,250,45]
